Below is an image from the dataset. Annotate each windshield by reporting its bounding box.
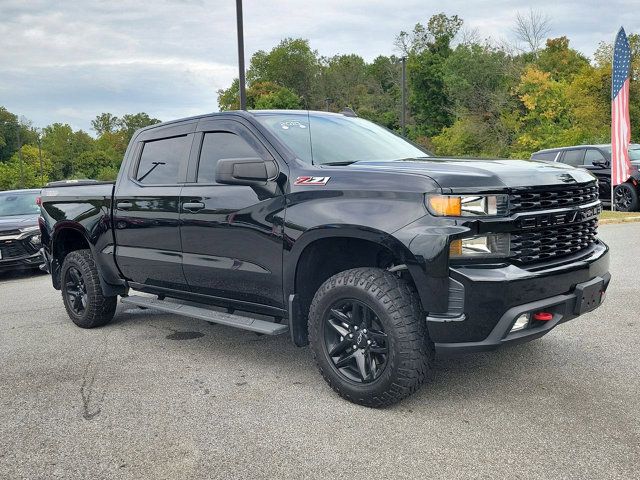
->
[0,192,40,216]
[255,113,429,165]
[601,145,640,161]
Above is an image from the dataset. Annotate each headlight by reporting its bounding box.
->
[450,234,510,258]
[29,234,41,245]
[17,226,40,239]
[427,194,507,217]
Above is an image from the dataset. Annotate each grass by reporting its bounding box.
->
[599,210,640,223]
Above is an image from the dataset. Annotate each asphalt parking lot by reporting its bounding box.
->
[1,223,639,479]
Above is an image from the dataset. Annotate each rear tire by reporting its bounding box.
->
[308,267,433,407]
[613,183,639,211]
[61,249,117,328]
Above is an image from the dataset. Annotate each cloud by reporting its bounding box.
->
[0,0,637,131]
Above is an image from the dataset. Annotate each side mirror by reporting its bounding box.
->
[592,159,608,168]
[215,157,278,185]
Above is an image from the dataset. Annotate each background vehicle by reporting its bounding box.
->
[0,189,43,272]
[39,111,610,407]
[531,144,640,211]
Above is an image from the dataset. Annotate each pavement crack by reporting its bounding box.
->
[79,332,109,420]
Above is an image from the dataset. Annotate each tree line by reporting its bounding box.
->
[218,12,639,158]
[1,11,637,191]
[0,110,160,190]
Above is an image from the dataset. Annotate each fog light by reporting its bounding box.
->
[510,314,530,333]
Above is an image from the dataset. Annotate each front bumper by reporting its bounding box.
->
[0,251,43,271]
[426,241,610,355]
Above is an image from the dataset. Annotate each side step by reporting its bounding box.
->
[121,295,289,336]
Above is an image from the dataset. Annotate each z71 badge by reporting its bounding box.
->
[294,176,330,186]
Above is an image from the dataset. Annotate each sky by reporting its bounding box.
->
[0,0,637,133]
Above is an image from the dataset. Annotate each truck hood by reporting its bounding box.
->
[0,214,39,233]
[350,158,595,191]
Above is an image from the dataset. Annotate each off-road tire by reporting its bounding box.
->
[60,249,117,328]
[308,267,433,407]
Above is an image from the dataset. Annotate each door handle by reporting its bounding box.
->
[117,201,133,210]
[182,202,205,212]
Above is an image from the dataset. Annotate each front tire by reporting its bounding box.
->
[308,267,433,407]
[61,249,117,328]
[614,183,639,211]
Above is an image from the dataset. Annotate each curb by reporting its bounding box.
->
[599,216,640,224]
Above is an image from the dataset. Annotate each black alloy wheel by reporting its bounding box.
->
[613,183,638,211]
[65,266,88,315]
[308,267,433,407]
[323,299,389,383]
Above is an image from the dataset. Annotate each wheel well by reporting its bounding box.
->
[292,237,414,344]
[51,228,91,289]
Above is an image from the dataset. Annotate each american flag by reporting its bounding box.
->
[611,27,632,187]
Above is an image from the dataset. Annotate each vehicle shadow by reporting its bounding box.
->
[106,304,561,408]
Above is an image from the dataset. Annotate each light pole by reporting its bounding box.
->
[16,125,24,188]
[236,0,247,110]
[401,56,407,137]
[37,130,43,185]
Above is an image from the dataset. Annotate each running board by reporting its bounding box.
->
[121,295,289,335]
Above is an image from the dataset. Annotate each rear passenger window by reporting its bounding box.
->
[197,132,259,183]
[531,152,557,162]
[584,149,606,166]
[136,135,189,184]
[560,149,584,167]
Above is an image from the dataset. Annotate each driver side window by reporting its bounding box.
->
[584,149,606,166]
[197,132,259,184]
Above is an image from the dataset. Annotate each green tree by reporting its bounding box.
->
[536,37,590,82]
[399,14,463,137]
[118,113,161,142]
[247,38,319,105]
[0,145,53,190]
[91,113,120,136]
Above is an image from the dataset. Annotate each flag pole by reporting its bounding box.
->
[611,28,617,212]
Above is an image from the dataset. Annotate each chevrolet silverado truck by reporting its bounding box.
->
[39,110,610,407]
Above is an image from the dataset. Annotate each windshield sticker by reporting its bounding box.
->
[294,176,330,186]
[280,121,307,130]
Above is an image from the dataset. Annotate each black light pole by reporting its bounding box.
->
[236,0,247,110]
[401,56,407,137]
[37,131,43,185]
[16,124,24,188]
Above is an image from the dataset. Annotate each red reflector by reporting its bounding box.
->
[533,312,553,321]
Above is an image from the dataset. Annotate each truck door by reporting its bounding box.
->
[113,122,195,291]
[583,148,611,201]
[179,118,286,310]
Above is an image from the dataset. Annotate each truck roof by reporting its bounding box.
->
[135,110,353,135]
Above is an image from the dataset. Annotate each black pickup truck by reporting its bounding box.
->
[39,110,610,407]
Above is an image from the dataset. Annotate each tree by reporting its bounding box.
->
[536,37,589,81]
[118,113,161,142]
[513,9,551,55]
[247,38,319,105]
[512,66,572,156]
[0,145,53,190]
[0,108,37,162]
[218,80,302,110]
[91,113,120,136]
[399,14,463,137]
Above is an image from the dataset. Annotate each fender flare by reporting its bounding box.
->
[50,222,127,296]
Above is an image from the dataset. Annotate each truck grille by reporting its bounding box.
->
[0,240,31,259]
[510,183,598,213]
[511,219,598,264]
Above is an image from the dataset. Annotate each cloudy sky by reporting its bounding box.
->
[0,0,637,132]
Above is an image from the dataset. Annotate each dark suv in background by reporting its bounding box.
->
[0,189,43,272]
[531,144,640,211]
